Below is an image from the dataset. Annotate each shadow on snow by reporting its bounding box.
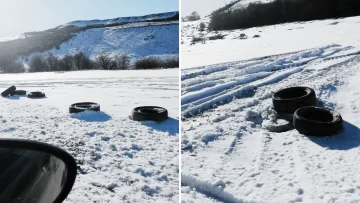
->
[140,117,179,136]
[71,110,112,122]
[307,120,360,150]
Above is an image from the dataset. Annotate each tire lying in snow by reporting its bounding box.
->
[293,106,343,136]
[27,92,46,98]
[131,106,168,122]
[272,86,316,114]
[69,102,100,113]
[12,90,27,96]
[1,85,16,97]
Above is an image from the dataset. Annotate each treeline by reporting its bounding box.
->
[182,11,201,22]
[0,52,179,73]
[28,52,130,72]
[209,0,360,30]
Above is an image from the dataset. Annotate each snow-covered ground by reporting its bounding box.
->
[0,69,179,203]
[181,15,360,203]
[181,15,360,69]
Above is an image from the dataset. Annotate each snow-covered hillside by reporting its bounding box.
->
[3,12,179,66]
[0,34,25,42]
[61,11,178,28]
[0,69,179,203]
[181,15,360,203]
[230,0,274,11]
[28,21,179,63]
[181,15,360,69]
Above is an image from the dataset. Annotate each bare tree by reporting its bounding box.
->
[114,53,130,70]
[29,55,48,72]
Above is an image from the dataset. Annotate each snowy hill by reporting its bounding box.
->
[230,0,274,11]
[208,0,273,16]
[26,21,179,63]
[28,12,178,64]
[61,11,178,28]
[0,11,179,66]
[181,15,360,203]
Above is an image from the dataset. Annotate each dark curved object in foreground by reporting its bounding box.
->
[69,102,100,113]
[272,86,316,114]
[0,139,77,203]
[28,92,46,98]
[1,86,16,97]
[293,106,343,136]
[132,106,168,122]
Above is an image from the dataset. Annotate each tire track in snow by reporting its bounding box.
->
[181,174,257,203]
[181,45,356,118]
[181,60,269,89]
[182,46,360,202]
[181,44,344,81]
[182,67,303,117]
[181,45,328,77]
[182,72,272,105]
[182,44,355,93]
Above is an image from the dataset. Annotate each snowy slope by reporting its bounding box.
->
[230,0,274,11]
[181,16,360,203]
[181,15,360,69]
[0,34,25,42]
[61,11,178,28]
[0,69,179,203]
[25,21,179,64]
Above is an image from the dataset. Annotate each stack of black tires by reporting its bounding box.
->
[272,86,342,136]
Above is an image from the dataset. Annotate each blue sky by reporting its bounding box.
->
[0,0,178,37]
[181,0,227,18]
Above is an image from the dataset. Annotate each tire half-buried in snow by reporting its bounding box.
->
[1,85,16,97]
[69,102,100,113]
[12,90,27,96]
[131,106,168,122]
[293,106,343,136]
[27,91,46,98]
[272,86,316,114]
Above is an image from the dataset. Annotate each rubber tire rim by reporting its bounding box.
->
[131,106,168,122]
[272,86,316,114]
[69,102,100,113]
[293,106,343,136]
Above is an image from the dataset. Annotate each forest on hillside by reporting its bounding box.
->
[209,0,360,30]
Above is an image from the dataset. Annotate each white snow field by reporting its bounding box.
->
[181,15,360,69]
[0,69,179,203]
[181,15,360,203]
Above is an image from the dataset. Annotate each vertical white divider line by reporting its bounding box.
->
[178,1,182,202]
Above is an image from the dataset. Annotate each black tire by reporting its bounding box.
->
[13,90,27,96]
[131,106,168,122]
[272,86,316,114]
[1,86,16,97]
[69,102,100,113]
[27,92,46,98]
[293,106,343,136]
